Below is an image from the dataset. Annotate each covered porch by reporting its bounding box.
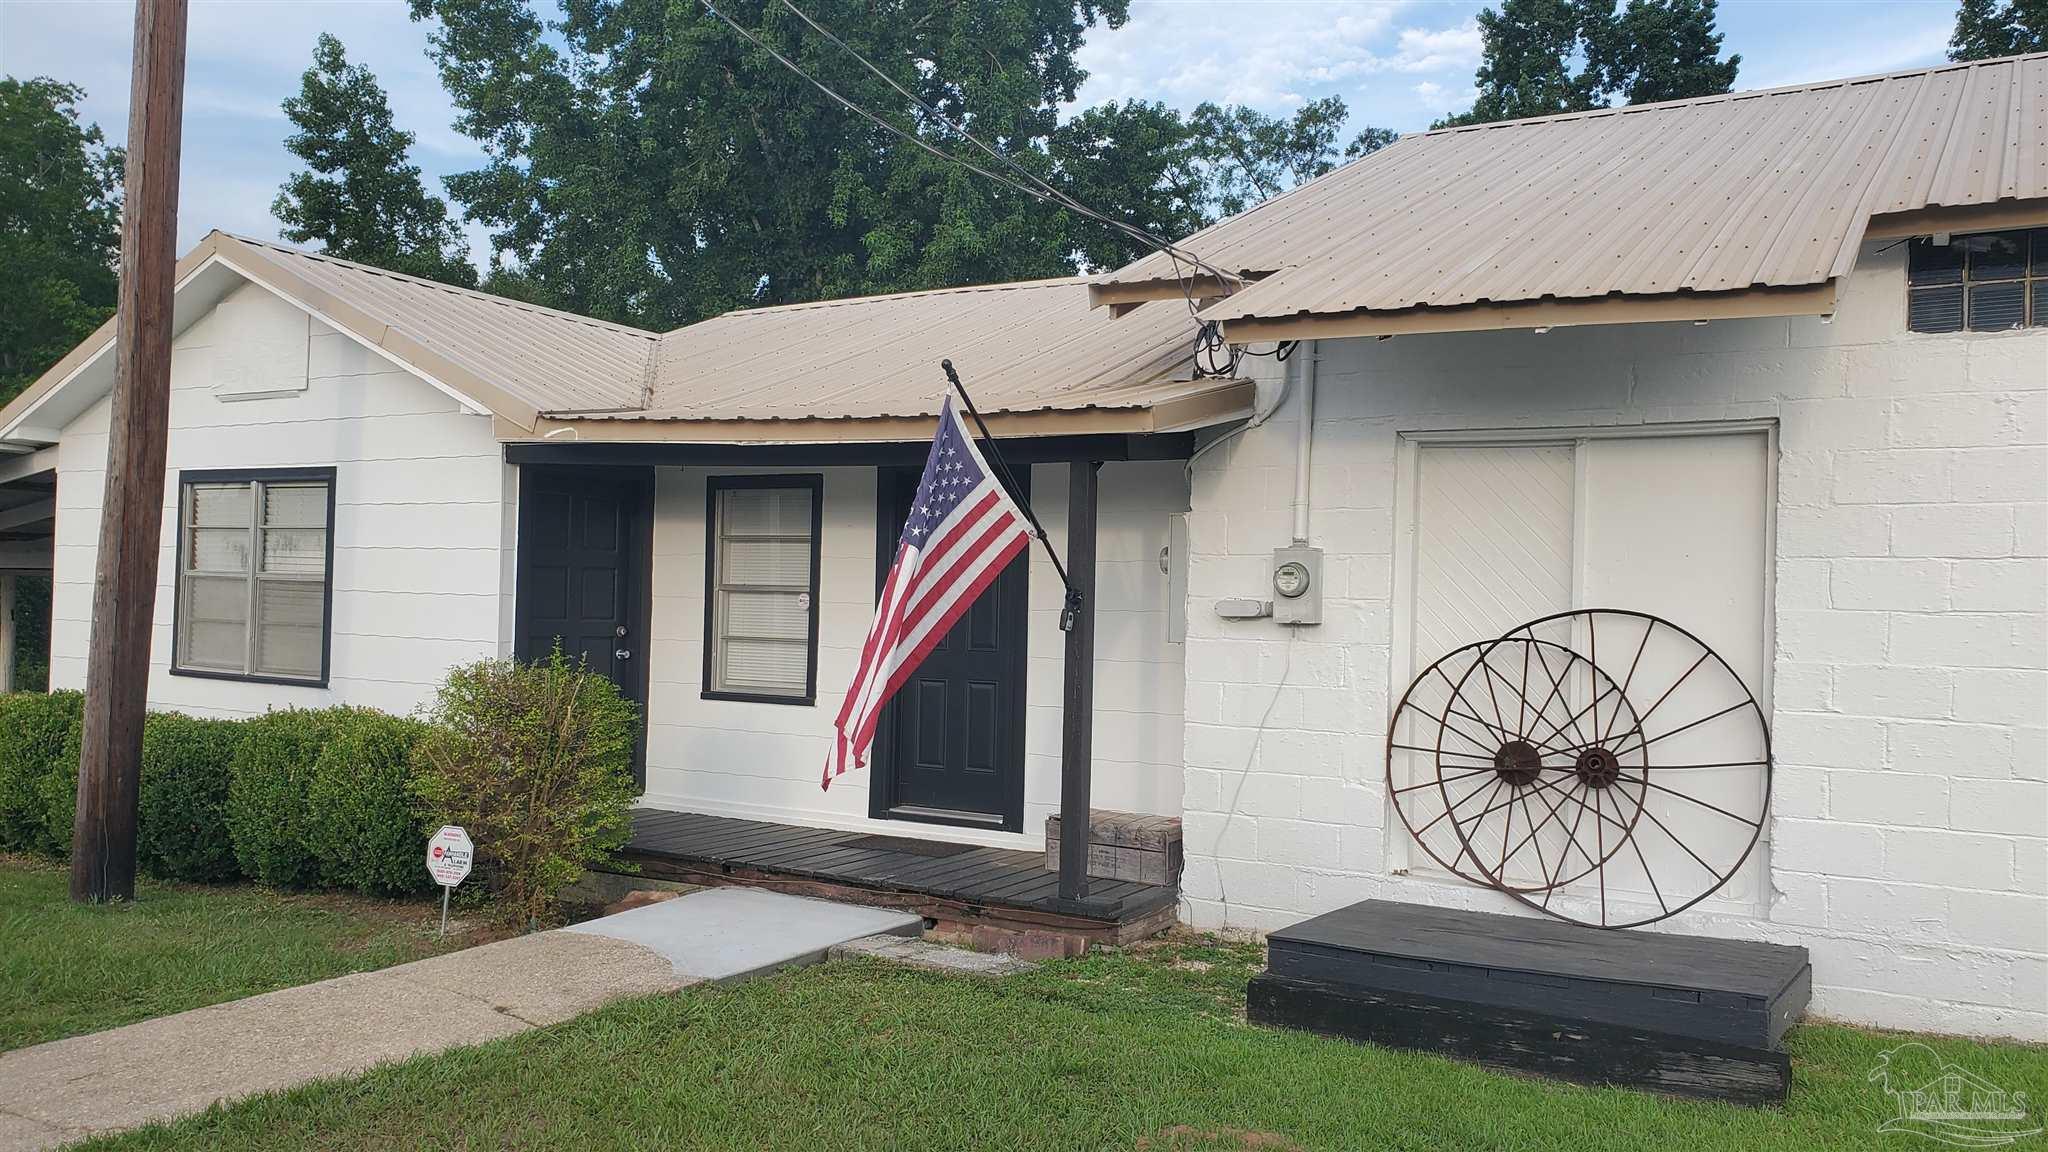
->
[497,276,1256,944]
[509,430,1204,944]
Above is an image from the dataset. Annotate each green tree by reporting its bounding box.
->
[1046,100,1209,272]
[408,0,1127,327]
[1439,0,1738,127]
[409,0,1390,320]
[0,78,121,406]
[1189,97,1353,216]
[1345,125,1400,159]
[1949,0,2045,58]
[1594,0,1741,104]
[272,33,476,287]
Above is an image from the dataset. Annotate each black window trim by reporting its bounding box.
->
[170,466,337,689]
[1906,226,2046,334]
[700,473,825,706]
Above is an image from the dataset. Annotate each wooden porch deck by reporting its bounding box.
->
[617,809,1179,953]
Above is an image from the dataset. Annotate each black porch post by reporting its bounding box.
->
[1058,460,1099,903]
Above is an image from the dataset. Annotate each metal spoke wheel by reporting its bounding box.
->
[1387,609,1772,929]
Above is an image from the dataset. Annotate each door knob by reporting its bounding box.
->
[615,648,632,661]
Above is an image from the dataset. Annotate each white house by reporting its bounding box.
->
[1,53,2042,1039]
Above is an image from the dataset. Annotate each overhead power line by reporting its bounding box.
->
[697,0,1281,377]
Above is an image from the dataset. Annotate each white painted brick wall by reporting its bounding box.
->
[1181,240,2048,1040]
[641,460,1187,849]
[48,281,510,717]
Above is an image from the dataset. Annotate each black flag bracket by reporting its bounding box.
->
[939,359,1083,631]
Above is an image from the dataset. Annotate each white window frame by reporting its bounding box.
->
[701,474,823,705]
[172,467,335,686]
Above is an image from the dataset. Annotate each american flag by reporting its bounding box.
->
[826,398,1031,789]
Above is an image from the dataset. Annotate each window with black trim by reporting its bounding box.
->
[174,469,335,685]
[1907,228,2047,333]
[702,475,822,704]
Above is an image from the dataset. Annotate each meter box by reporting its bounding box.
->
[1271,545,1322,625]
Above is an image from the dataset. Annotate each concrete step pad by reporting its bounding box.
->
[565,886,923,983]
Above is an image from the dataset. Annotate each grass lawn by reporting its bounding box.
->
[0,856,483,1051]
[77,932,2047,1151]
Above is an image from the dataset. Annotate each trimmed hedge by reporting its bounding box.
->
[137,713,248,882]
[35,716,84,858]
[3,649,638,918]
[305,711,431,896]
[225,707,343,888]
[0,690,82,853]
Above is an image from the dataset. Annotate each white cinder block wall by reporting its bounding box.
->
[1181,240,2048,1040]
[49,281,512,716]
[641,459,1186,847]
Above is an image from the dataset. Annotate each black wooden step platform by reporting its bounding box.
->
[1249,900,1810,1105]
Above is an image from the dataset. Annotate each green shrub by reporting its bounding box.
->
[136,713,248,882]
[35,716,84,857]
[0,691,82,852]
[305,710,431,896]
[226,707,343,887]
[412,649,639,926]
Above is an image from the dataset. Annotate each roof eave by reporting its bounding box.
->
[509,380,1257,445]
[0,231,550,448]
[1214,282,1843,344]
[1863,198,2048,241]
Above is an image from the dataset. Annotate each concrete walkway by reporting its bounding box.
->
[0,889,920,1150]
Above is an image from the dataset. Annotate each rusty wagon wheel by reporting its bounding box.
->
[1388,637,1645,892]
[1447,610,1773,929]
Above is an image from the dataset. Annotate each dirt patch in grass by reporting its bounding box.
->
[1138,1125,1305,1151]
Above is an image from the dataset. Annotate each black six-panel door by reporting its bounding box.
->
[870,466,1027,831]
[514,466,650,782]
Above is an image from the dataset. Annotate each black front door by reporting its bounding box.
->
[870,466,1028,832]
[515,466,651,781]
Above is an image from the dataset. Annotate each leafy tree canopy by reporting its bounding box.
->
[1949,0,2045,59]
[273,33,477,287]
[407,0,1392,328]
[1438,0,1738,127]
[0,77,122,405]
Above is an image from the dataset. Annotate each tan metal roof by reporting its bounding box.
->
[552,277,1232,427]
[1,234,1243,448]
[214,234,657,415]
[1095,52,2048,330]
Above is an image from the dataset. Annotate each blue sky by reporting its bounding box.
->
[1,0,1962,265]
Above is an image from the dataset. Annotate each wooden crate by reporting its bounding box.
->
[1044,810,1182,885]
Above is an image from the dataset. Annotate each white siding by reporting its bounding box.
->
[49,281,510,717]
[1181,240,2048,1041]
[641,460,1187,849]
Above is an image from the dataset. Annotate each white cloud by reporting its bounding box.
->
[1388,22,1481,73]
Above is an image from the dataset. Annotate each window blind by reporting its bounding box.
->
[708,482,818,700]
[175,474,332,682]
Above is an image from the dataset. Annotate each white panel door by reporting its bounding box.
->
[1396,443,1574,879]
[1396,429,1772,914]
[1411,443,1574,668]
[1576,431,1772,912]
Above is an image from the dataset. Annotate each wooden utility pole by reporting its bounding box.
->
[72,0,188,903]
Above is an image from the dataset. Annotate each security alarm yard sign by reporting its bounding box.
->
[427,825,474,888]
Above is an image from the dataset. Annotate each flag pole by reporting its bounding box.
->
[939,360,1081,627]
